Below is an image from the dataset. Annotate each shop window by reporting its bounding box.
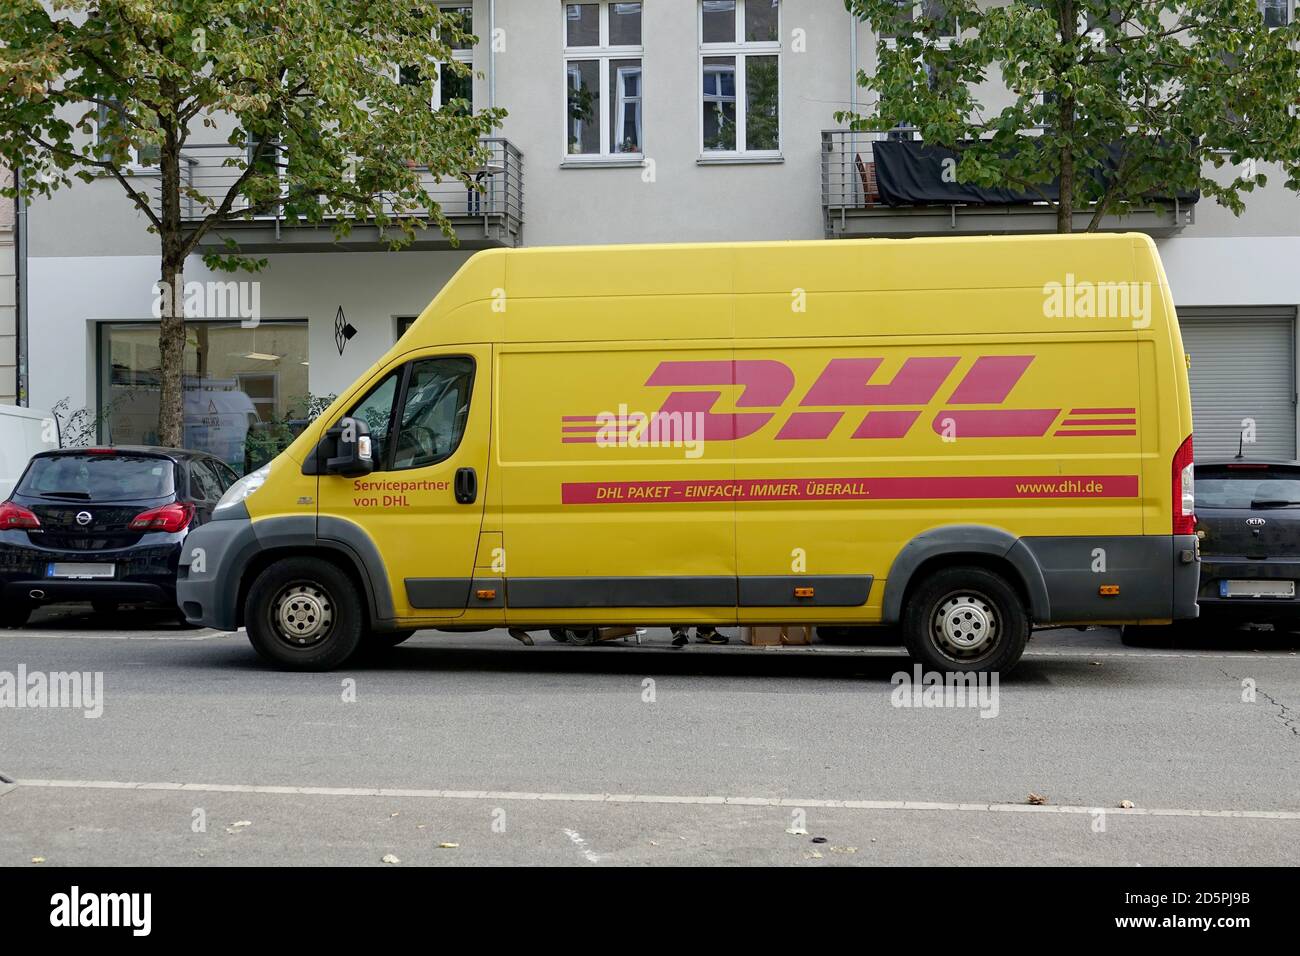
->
[99,321,309,475]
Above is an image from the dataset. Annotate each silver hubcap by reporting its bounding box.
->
[273,584,334,647]
[932,592,998,659]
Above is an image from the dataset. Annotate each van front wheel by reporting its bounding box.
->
[902,566,1028,674]
[244,557,364,671]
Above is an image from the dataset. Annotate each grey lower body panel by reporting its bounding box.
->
[1015,534,1200,623]
[176,518,262,631]
[408,575,875,609]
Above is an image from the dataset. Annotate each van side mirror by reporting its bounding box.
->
[323,417,374,477]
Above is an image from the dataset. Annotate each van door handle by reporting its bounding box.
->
[454,467,477,504]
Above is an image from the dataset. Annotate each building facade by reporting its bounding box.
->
[20,0,1300,471]
[0,164,16,406]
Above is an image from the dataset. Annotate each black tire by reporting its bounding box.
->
[901,565,1029,674]
[92,600,118,615]
[559,627,600,646]
[548,628,571,643]
[244,557,364,670]
[0,601,32,629]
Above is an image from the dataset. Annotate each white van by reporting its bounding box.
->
[0,405,60,500]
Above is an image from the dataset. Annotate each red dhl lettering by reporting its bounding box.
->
[564,357,1136,445]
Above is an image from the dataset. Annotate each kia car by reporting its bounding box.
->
[1123,458,1300,645]
[0,446,239,628]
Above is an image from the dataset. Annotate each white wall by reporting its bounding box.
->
[27,251,472,417]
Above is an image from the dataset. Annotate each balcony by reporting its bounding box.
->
[822,129,1195,240]
[167,137,523,252]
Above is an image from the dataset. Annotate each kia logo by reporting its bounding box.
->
[1247,517,1266,527]
[75,511,92,526]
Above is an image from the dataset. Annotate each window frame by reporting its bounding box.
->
[698,0,783,160]
[878,0,959,49]
[395,3,477,114]
[1258,0,1294,28]
[95,101,161,172]
[340,354,477,473]
[562,2,645,162]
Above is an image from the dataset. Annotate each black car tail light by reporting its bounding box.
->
[128,502,194,533]
[0,501,41,530]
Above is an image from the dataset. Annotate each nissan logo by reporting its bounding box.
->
[1247,517,1266,527]
[75,511,92,526]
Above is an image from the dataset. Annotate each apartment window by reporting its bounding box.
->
[699,1,781,156]
[95,102,160,168]
[879,0,958,42]
[1259,0,1292,27]
[565,2,644,157]
[399,4,476,114]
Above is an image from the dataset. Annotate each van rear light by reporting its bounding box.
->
[1173,434,1195,535]
[129,502,194,533]
[0,501,41,530]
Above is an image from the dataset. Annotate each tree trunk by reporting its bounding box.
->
[1055,0,1077,233]
[156,256,186,447]
[155,97,186,448]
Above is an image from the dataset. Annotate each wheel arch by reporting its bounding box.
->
[881,526,1050,625]
[234,516,396,629]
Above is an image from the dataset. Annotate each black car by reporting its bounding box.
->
[1124,458,1300,644]
[1192,459,1300,626]
[0,446,239,628]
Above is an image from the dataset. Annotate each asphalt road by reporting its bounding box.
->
[2,606,1297,866]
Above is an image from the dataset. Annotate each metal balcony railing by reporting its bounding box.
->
[163,137,524,247]
[820,127,1195,238]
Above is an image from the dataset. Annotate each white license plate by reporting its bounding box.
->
[46,562,115,580]
[1220,579,1295,598]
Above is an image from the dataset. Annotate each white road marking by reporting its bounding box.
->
[562,828,601,863]
[11,778,1300,821]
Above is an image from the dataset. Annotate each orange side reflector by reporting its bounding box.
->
[1099,585,1120,596]
[476,589,497,600]
[794,587,815,598]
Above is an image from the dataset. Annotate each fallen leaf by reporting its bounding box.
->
[381,853,401,864]
[438,842,459,849]
[809,850,823,859]
[31,856,45,864]
[390,812,400,818]
[830,846,858,854]
[1027,792,1049,805]
[1119,799,1135,809]
[785,827,808,836]
[417,824,426,830]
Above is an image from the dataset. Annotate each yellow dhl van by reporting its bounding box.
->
[178,233,1199,673]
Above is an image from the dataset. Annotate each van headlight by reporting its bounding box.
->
[215,463,271,513]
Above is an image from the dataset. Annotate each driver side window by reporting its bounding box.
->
[392,356,475,471]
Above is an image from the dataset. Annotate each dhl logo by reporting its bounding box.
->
[563,356,1136,443]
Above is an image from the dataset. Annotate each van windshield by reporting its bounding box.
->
[16,454,176,502]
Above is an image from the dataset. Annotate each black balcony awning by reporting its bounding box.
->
[872,139,1199,208]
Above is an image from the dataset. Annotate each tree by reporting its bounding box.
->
[843,0,1300,232]
[0,1,504,445]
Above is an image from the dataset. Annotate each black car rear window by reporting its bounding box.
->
[1195,467,1300,509]
[16,454,175,502]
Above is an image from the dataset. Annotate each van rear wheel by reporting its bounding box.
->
[902,566,1028,674]
[244,557,364,671]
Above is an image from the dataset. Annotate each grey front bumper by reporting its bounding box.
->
[176,514,262,630]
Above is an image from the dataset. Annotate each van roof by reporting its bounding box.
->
[399,232,1167,347]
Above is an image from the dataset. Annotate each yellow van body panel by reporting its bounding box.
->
[222,234,1194,632]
